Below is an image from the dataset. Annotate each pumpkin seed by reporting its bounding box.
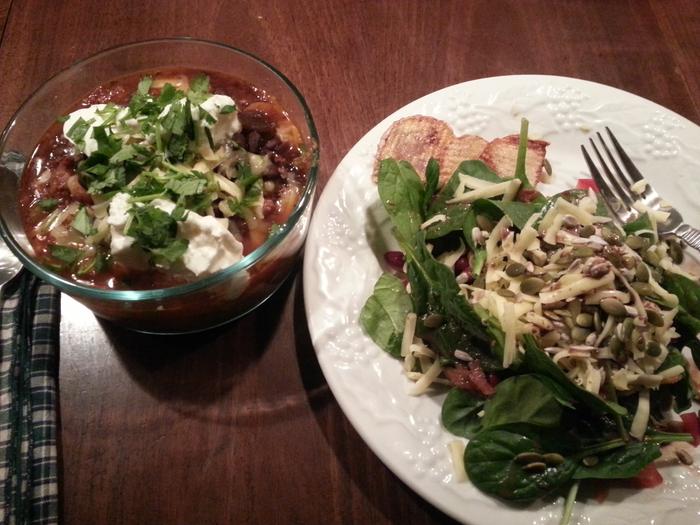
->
[523,461,547,473]
[631,281,654,296]
[521,277,546,295]
[635,262,650,283]
[497,288,516,298]
[505,261,526,277]
[646,308,665,327]
[542,453,565,465]
[610,335,625,361]
[621,318,635,341]
[579,225,596,238]
[646,341,662,357]
[575,313,593,328]
[524,250,547,266]
[676,449,694,465]
[539,331,560,347]
[602,229,622,246]
[515,452,543,464]
[600,297,627,317]
[668,239,684,264]
[571,326,590,342]
[582,456,599,467]
[644,250,661,266]
[423,313,444,328]
[573,246,594,258]
[625,235,645,250]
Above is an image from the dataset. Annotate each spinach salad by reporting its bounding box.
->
[360,120,700,522]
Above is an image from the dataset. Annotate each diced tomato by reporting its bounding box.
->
[576,178,599,193]
[680,412,700,447]
[444,361,496,396]
[630,464,663,489]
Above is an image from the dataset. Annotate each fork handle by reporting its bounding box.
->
[675,224,700,251]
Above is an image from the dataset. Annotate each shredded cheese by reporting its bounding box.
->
[630,389,650,440]
[448,441,468,482]
[447,181,513,204]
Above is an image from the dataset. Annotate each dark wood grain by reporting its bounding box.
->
[1,1,699,524]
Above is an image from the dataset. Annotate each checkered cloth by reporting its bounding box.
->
[0,273,59,525]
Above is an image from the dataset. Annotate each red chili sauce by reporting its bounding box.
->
[19,70,311,290]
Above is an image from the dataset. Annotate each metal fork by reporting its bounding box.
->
[580,127,700,250]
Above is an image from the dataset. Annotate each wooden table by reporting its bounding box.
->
[1,1,699,523]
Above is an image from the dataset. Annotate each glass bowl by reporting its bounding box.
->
[0,38,319,333]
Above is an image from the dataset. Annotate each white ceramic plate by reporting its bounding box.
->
[303,75,700,525]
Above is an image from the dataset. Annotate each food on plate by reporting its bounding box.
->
[373,115,549,186]
[19,70,312,290]
[361,117,699,521]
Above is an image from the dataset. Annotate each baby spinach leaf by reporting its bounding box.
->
[481,375,562,430]
[573,442,661,480]
[424,205,470,240]
[657,347,693,412]
[472,199,541,231]
[521,335,626,417]
[429,160,503,212]
[378,159,425,244]
[441,388,484,438]
[663,272,700,317]
[465,429,576,503]
[359,273,413,358]
[401,234,487,344]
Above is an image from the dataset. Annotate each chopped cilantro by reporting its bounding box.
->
[92,126,122,157]
[220,105,236,114]
[158,83,181,106]
[165,172,208,196]
[170,206,188,221]
[66,117,93,143]
[126,205,178,250]
[199,108,216,124]
[137,76,153,95]
[129,172,166,198]
[36,199,59,212]
[71,207,94,236]
[189,74,210,94]
[49,244,82,265]
[110,145,137,164]
[151,238,188,265]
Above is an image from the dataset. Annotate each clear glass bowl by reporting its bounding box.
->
[0,38,319,333]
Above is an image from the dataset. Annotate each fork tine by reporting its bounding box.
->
[588,138,636,211]
[605,127,644,183]
[596,131,637,192]
[580,145,624,223]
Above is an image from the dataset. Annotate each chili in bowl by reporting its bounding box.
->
[0,39,318,333]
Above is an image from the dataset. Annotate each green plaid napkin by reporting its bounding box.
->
[0,272,59,525]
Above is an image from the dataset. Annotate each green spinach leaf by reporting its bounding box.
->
[573,441,661,480]
[359,273,413,358]
[378,159,425,244]
[465,429,576,503]
[521,335,626,417]
[481,375,562,430]
[441,388,484,438]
